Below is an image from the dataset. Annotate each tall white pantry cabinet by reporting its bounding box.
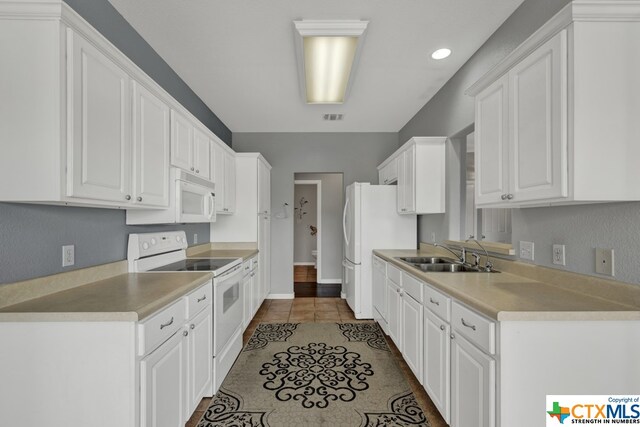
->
[211,154,272,299]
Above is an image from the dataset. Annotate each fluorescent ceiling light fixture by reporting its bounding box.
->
[294,20,368,104]
[431,48,452,60]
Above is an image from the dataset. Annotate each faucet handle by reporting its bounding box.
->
[471,252,481,267]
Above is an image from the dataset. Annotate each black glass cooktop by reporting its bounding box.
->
[151,258,238,272]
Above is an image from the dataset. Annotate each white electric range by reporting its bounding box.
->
[127,231,244,394]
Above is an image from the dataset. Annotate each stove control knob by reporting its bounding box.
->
[142,242,150,250]
[150,238,157,245]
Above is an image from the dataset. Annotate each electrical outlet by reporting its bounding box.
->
[62,245,74,267]
[552,244,566,266]
[519,241,535,261]
[193,234,198,244]
[595,248,614,276]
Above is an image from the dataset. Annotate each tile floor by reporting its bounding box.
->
[186,298,448,427]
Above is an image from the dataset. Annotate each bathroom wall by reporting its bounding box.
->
[293,184,317,264]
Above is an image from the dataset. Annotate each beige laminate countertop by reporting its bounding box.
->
[374,249,640,321]
[0,272,213,322]
[188,249,258,260]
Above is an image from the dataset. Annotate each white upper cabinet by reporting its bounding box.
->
[224,152,236,213]
[210,139,236,214]
[469,3,640,207]
[170,110,211,180]
[67,30,132,203]
[379,137,446,214]
[132,82,170,207]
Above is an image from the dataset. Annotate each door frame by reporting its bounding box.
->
[294,179,322,282]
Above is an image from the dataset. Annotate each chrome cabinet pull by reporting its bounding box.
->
[506,193,514,200]
[190,324,195,330]
[501,194,507,200]
[197,295,207,303]
[160,317,174,329]
[429,297,440,306]
[137,196,143,202]
[450,333,455,339]
[196,169,200,173]
[183,330,189,337]
[440,325,445,331]
[460,317,477,331]
[191,167,195,171]
[125,194,131,201]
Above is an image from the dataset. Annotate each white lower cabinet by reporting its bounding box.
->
[401,292,423,381]
[184,308,213,419]
[450,333,495,427]
[423,308,450,423]
[140,331,186,427]
[241,255,259,328]
[372,256,387,331]
[386,278,402,348]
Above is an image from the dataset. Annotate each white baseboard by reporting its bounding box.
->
[267,293,295,299]
[341,292,346,299]
[318,279,342,284]
[293,262,315,266]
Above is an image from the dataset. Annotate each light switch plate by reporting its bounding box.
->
[62,245,74,267]
[595,248,614,276]
[552,244,566,266]
[519,241,535,261]
[194,234,198,244]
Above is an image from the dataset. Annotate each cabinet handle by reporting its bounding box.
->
[191,167,195,171]
[429,297,440,306]
[196,169,200,174]
[399,292,404,297]
[440,325,445,331]
[183,330,189,337]
[160,317,174,329]
[197,295,207,302]
[250,272,255,277]
[460,317,477,331]
[506,193,514,200]
[501,194,507,200]
[190,324,195,330]
[137,196,142,202]
[450,333,455,339]
[125,194,131,201]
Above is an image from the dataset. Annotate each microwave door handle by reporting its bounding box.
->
[208,193,215,219]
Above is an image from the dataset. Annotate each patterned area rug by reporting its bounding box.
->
[198,322,429,427]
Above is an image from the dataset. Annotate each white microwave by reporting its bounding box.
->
[126,168,216,225]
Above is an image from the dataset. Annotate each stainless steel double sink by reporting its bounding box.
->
[396,256,499,273]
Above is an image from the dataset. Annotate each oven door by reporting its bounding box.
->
[213,264,243,355]
[176,179,216,223]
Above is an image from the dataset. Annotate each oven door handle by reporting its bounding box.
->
[217,264,242,279]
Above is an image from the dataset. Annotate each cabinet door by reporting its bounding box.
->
[212,142,226,213]
[372,257,386,322]
[187,309,213,418]
[475,74,509,206]
[403,146,416,213]
[192,128,211,179]
[450,334,495,427]
[132,82,170,207]
[258,160,270,215]
[251,267,261,317]
[242,274,252,329]
[224,152,236,213]
[424,309,450,423]
[140,332,186,427]
[386,279,401,348]
[401,293,422,380]
[509,30,567,203]
[258,216,270,299]
[67,30,131,203]
[396,152,406,213]
[170,111,193,172]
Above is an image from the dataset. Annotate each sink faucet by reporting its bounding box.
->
[465,235,494,272]
[434,243,466,264]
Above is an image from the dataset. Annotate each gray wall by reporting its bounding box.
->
[63,0,231,145]
[0,203,209,284]
[293,184,317,264]
[233,133,399,294]
[399,0,640,285]
[295,173,344,281]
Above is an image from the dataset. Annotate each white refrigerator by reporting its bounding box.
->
[342,182,417,319]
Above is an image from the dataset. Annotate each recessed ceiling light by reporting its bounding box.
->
[294,20,368,104]
[431,48,452,60]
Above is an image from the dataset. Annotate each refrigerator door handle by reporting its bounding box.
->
[342,259,355,270]
[342,197,350,246]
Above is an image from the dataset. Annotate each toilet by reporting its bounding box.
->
[311,250,318,269]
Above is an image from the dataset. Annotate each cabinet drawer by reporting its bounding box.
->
[388,264,402,285]
[451,302,495,355]
[242,259,251,276]
[373,255,387,273]
[186,281,212,318]
[401,272,423,303]
[423,284,451,322]
[138,299,186,356]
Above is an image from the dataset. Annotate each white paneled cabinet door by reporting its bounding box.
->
[140,332,185,427]
[224,152,236,213]
[186,309,212,418]
[212,143,226,213]
[67,30,131,203]
[251,267,260,317]
[192,128,211,179]
[450,334,495,427]
[509,30,567,203]
[259,215,270,299]
[401,293,423,380]
[386,279,401,348]
[475,74,509,206]
[242,273,252,328]
[372,257,386,322]
[132,82,170,207]
[396,152,406,212]
[170,111,193,172]
[403,146,416,213]
[424,309,450,423]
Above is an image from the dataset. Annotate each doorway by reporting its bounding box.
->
[293,173,343,298]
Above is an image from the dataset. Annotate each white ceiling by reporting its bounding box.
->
[108,0,524,133]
